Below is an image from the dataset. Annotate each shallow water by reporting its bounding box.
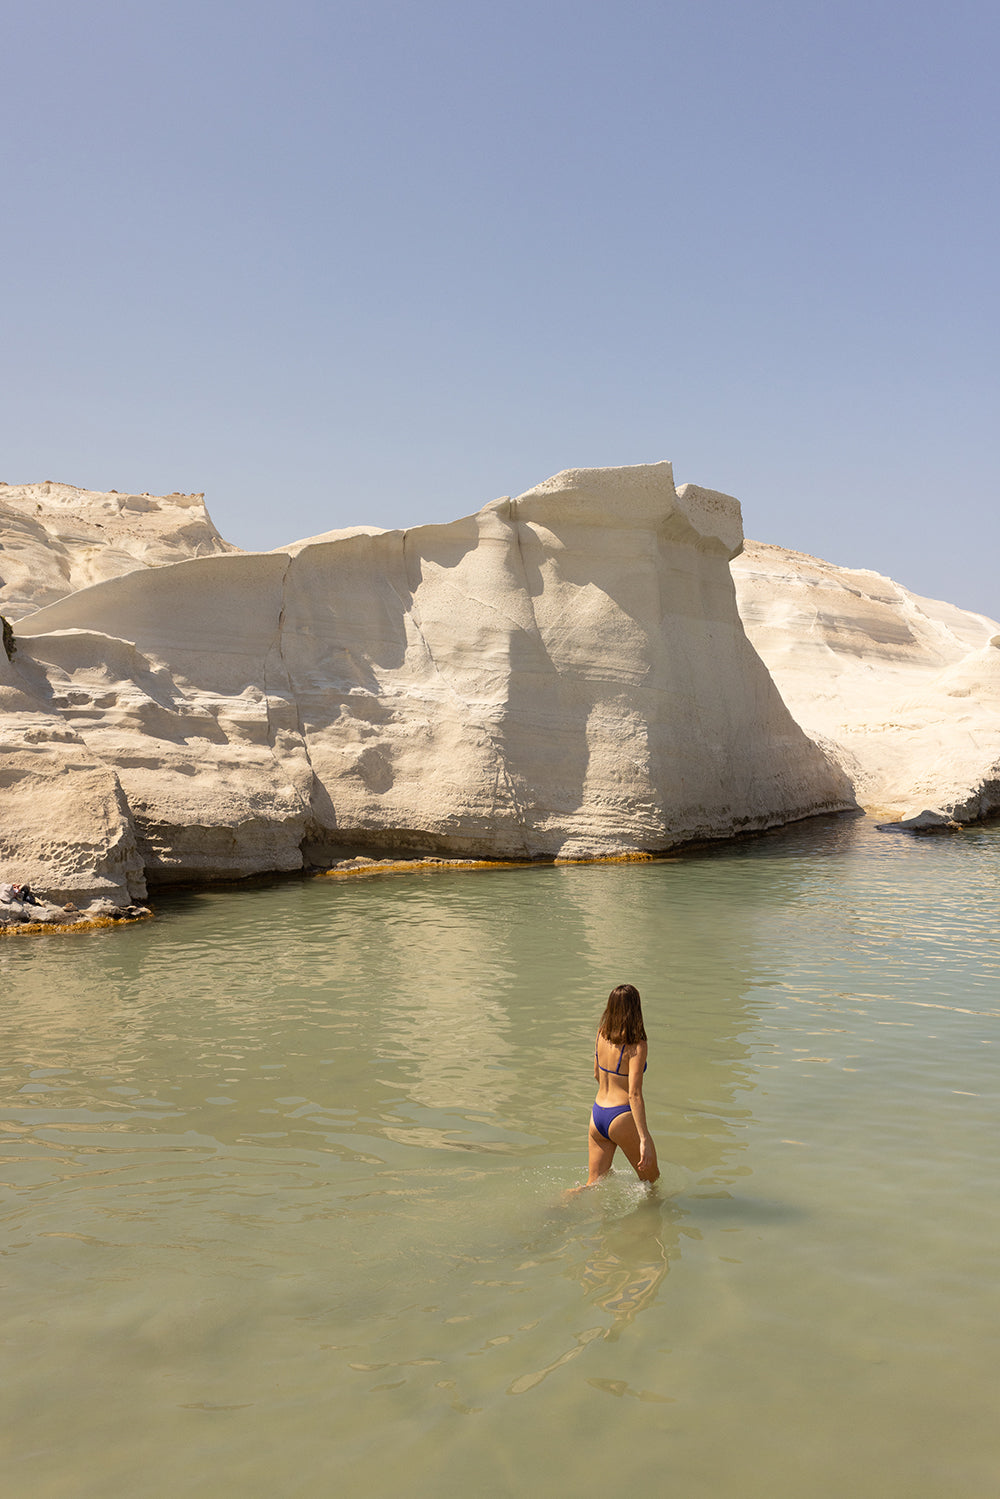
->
[2,815,998,1498]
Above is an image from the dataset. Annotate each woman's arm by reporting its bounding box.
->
[627,1043,653,1171]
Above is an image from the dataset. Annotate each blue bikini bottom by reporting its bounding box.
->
[592,1101,632,1140]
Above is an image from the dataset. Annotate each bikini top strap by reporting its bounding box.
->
[596,1040,629,1074]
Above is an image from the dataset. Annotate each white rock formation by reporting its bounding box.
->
[0,645,147,914]
[0,480,239,621]
[731,540,1000,825]
[10,557,314,889]
[7,464,854,897]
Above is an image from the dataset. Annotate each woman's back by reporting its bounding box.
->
[594,1034,646,1103]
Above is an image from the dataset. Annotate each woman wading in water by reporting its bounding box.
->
[582,983,659,1188]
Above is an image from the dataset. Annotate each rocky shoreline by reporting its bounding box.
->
[2,465,997,932]
[0,894,151,935]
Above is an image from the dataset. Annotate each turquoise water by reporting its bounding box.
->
[1,815,998,1498]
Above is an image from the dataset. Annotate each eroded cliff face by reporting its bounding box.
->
[4,463,854,903]
[0,648,146,909]
[731,540,1000,825]
[275,467,852,861]
[0,481,240,621]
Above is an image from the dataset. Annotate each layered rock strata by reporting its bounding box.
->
[731,541,1000,826]
[0,645,147,919]
[0,481,239,621]
[5,463,855,904]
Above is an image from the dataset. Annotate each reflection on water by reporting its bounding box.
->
[572,1192,677,1335]
[1,816,999,1498]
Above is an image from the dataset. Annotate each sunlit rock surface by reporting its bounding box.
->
[0,647,147,914]
[0,480,239,621]
[8,464,854,896]
[731,540,1000,825]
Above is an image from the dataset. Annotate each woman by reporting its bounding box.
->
[585,983,659,1187]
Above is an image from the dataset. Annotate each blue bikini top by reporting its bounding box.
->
[596,1044,647,1075]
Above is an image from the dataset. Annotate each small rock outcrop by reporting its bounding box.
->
[5,463,855,901]
[732,540,1000,826]
[0,481,240,621]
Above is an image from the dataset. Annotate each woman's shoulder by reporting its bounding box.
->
[622,1038,648,1069]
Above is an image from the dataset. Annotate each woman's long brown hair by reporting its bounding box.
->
[597,984,647,1046]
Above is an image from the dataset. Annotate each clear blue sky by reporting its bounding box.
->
[4,0,998,616]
